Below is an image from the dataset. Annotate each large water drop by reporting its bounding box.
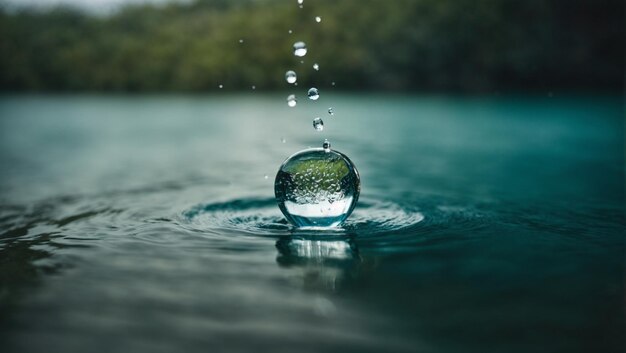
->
[293,41,307,57]
[287,94,297,107]
[285,70,297,84]
[308,87,319,100]
[274,148,360,228]
[313,117,323,131]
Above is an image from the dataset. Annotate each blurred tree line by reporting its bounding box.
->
[0,0,622,92]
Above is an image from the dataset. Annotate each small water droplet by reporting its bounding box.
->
[288,29,293,34]
[264,174,269,180]
[323,139,331,151]
[328,107,334,115]
[287,94,297,107]
[313,117,324,131]
[313,63,319,71]
[331,81,336,86]
[308,87,319,100]
[297,0,303,4]
[239,39,244,43]
[293,41,307,57]
[219,84,223,89]
[294,82,298,86]
[251,85,256,90]
[285,70,297,84]
[281,137,287,143]
[315,16,321,23]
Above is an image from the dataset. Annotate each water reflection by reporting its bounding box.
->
[276,236,368,292]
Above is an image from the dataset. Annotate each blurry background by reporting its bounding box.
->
[0,0,623,93]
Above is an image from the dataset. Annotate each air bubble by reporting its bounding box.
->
[308,87,319,100]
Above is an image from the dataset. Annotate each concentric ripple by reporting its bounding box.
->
[180,197,425,238]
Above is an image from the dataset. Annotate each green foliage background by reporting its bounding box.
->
[0,0,622,92]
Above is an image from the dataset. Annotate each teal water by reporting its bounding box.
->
[0,94,623,352]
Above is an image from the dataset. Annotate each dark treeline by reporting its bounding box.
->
[0,0,623,92]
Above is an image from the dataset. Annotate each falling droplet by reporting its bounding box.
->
[313,117,324,131]
[285,70,297,84]
[219,84,223,89]
[315,16,322,23]
[264,175,269,180]
[251,85,256,90]
[313,63,319,71]
[281,137,287,143]
[293,41,307,57]
[328,107,334,115]
[308,87,319,100]
[331,81,336,86]
[297,0,303,4]
[288,29,293,34]
[323,139,331,152]
[239,39,244,43]
[287,94,297,107]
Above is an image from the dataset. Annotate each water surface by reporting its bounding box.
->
[0,94,623,352]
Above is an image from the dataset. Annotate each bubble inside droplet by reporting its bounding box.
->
[308,87,319,100]
[313,117,323,131]
[328,107,334,115]
[285,70,297,84]
[315,16,321,23]
[293,41,307,57]
[313,63,319,71]
[274,148,360,228]
[287,94,297,107]
[323,139,331,152]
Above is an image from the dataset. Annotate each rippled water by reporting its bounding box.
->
[0,94,623,353]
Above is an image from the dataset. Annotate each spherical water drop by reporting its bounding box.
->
[328,107,334,115]
[239,39,244,43]
[251,85,256,90]
[331,81,336,86]
[288,29,293,34]
[287,94,297,107]
[323,139,331,152]
[274,148,360,228]
[313,117,323,131]
[293,41,307,57]
[315,16,322,23]
[297,0,303,4]
[264,174,269,180]
[285,70,297,84]
[308,87,319,100]
[219,84,223,89]
[281,137,287,143]
[313,63,319,71]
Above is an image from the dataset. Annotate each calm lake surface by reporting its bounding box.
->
[0,94,623,353]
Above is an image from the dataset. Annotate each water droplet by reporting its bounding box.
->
[331,81,336,86]
[274,148,360,228]
[264,174,269,180]
[288,29,293,34]
[323,139,331,152]
[297,0,303,4]
[313,117,323,131]
[281,137,287,143]
[313,63,319,71]
[285,70,297,84]
[328,107,334,115]
[251,85,256,90]
[239,39,244,43]
[219,84,223,89]
[287,94,297,107]
[315,16,321,23]
[293,41,307,57]
[308,87,319,100]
